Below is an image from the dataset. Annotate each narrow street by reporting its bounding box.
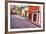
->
[10,15,40,29]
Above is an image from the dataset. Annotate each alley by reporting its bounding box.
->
[10,15,40,29]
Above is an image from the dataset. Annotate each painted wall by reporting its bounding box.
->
[29,6,40,20]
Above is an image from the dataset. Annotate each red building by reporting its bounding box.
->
[29,6,40,26]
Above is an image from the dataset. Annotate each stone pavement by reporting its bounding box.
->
[10,15,40,29]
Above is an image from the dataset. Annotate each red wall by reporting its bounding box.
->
[29,6,40,20]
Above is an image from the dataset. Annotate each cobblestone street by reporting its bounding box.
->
[10,15,40,29]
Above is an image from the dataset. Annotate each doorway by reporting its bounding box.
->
[33,14,37,21]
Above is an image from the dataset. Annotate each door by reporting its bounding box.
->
[33,14,37,21]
